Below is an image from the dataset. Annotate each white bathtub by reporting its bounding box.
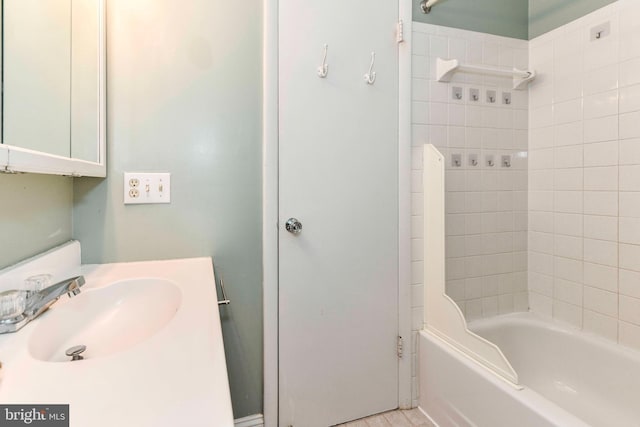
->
[419,312,640,427]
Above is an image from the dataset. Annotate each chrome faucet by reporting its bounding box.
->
[0,276,85,334]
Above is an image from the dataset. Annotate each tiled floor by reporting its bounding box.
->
[335,408,436,427]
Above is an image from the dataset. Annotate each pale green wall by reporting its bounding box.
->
[413,0,619,40]
[413,0,529,40]
[73,0,262,418]
[530,0,618,38]
[0,174,72,268]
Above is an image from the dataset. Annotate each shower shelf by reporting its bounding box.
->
[436,58,536,90]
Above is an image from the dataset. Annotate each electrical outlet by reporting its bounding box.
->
[124,172,171,204]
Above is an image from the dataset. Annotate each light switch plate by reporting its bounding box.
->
[124,172,171,204]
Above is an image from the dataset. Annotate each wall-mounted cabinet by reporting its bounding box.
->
[0,0,106,177]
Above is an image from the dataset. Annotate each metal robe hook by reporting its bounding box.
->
[317,44,329,78]
[364,51,376,85]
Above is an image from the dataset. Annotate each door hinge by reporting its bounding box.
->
[397,335,404,358]
[396,19,404,43]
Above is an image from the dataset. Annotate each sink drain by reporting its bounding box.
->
[65,345,86,361]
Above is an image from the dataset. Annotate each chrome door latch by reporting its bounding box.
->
[285,218,302,234]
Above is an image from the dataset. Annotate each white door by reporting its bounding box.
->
[278,1,399,426]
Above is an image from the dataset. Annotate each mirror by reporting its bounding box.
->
[0,0,105,177]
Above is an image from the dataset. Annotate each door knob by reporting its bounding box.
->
[285,218,302,234]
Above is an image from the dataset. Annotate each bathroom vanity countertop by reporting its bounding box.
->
[0,256,234,427]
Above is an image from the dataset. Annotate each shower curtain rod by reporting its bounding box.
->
[420,0,440,14]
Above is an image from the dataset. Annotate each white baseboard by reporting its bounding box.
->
[234,414,264,427]
[418,407,440,427]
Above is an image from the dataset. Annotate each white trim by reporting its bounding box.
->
[98,0,107,172]
[234,414,265,427]
[4,145,105,177]
[397,0,413,410]
[262,0,279,426]
[0,146,8,169]
[418,406,441,427]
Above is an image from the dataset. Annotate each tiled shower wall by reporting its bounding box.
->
[410,22,529,405]
[411,23,529,322]
[528,0,640,350]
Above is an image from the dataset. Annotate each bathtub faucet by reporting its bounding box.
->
[0,276,85,334]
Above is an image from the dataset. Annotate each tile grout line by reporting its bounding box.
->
[616,17,621,344]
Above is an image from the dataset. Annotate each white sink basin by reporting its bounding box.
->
[28,278,182,362]
[0,246,234,427]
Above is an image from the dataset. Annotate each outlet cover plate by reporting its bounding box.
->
[124,172,171,204]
